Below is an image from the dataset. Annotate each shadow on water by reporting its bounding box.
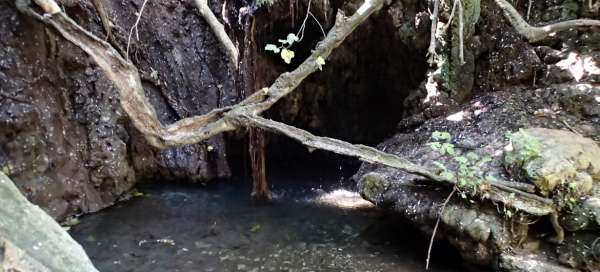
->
[70,169,480,272]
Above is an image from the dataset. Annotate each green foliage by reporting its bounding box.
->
[429,131,495,198]
[265,33,300,64]
[256,0,274,7]
[264,44,280,53]
[280,48,295,64]
[432,131,452,141]
[504,130,542,166]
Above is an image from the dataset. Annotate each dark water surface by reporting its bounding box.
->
[70,174,478,272]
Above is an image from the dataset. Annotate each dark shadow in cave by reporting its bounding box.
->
[227,0,428,183]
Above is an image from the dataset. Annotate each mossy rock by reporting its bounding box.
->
[504,128,600,198]
[359,172,387,203]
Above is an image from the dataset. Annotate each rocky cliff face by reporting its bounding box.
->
[0,0,234,220]
[354,0,600,270]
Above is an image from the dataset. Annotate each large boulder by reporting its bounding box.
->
[0,172,98,271]
[354,85,599,270]
[504,128,600,198]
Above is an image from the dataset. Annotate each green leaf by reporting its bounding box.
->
[454,156,468,164]
[442,143,455,155]
[280,48,295,64]
[432,131,452,141]
[465,152,479,161]
[279,33,300,45]
[265,43,280,53]
[429,142,442,152]
[315,56,326,70]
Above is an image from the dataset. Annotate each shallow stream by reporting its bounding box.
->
[70,173,476,272]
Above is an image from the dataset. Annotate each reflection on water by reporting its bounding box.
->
[70,175,476,272]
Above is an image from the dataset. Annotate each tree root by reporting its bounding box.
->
[494,0,600,42]
[24,0,556,219]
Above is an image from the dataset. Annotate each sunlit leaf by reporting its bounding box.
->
[454,156,468,164]
[441,143,455,155]
[279,33,300,45]
[316,56,326,70]
[429,142,442,151]
[281,48,295,64]
[432,131,452,141]
[265,43,280,53]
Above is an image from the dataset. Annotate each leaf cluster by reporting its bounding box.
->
[429,131,495,198]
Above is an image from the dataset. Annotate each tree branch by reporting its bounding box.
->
[194,0,239,68]
[494,0,600,42]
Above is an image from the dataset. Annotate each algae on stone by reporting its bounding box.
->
[504,128,600,199]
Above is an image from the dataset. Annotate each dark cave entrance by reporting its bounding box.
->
[226,0,428,182]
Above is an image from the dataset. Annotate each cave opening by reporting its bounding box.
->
[226,0,428,186]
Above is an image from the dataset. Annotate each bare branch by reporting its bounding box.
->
[194,0,239,68]
[426,186,456,270]
[494,0,600,42]
[126,0,150,59]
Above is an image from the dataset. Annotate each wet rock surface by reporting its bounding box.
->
[0,0,234,219]
[69,173,477,272]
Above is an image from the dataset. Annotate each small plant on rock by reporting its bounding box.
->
[429,131,494,198]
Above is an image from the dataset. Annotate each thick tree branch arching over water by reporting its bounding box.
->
[23,0,557,220]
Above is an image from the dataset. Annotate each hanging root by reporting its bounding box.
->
[457,0,465,65]
[22,0,557,219]
[427,0,440,65]
[194,0,239,68]
[494,0,600,42]
[126,0,149,59]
